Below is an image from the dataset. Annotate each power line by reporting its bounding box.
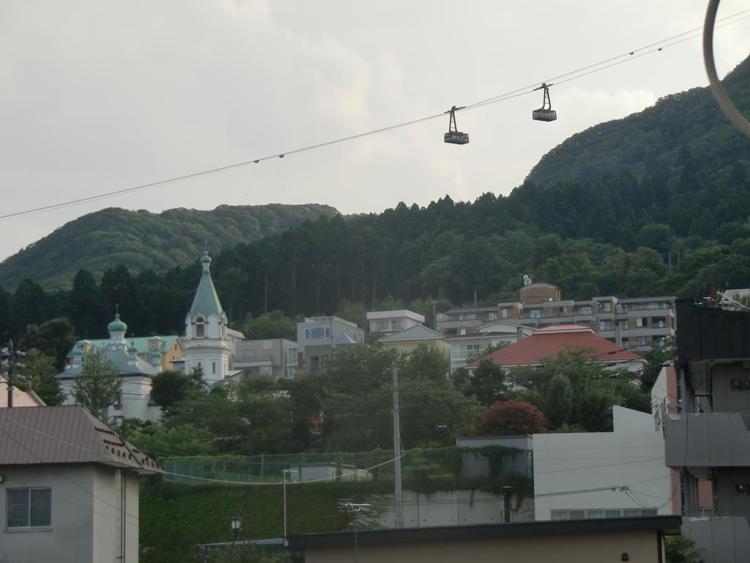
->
[1,8,749,222]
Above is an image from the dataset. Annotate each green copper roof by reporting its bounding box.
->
[107,313,128,333]
[189,251,225,320]
[67,335,180,358]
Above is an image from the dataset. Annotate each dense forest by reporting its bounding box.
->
[0,203,337,290]
[1,57,749,345]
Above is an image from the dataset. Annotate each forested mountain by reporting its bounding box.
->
[0,204,337,290]
[1,57,749,344]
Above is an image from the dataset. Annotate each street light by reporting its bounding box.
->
[230,515,242,544]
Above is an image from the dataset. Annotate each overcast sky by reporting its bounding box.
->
[0,0,748,262]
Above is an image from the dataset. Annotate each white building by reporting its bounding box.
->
[533,407,676,521]
[233,338,298,379]
[0,405,161,563]
[447,321,533,371]
[366,309,425,335]
[297,316,364,373]
[58,312,162,423]
[183,250,243,383]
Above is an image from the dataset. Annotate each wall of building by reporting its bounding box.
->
[533,408,674,521]
[91,467,140,563]
[375,490,534,529]
[0,465,97,563]
[301,531,662,563]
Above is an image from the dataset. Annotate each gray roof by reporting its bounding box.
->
[0,406,161,473]
[380,324,445,343]
[189,266,225,320]
[59,346,159,380]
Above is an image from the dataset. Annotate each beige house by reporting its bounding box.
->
[0,406,161,563]
[379,324,450,356]
[289,516,681,563]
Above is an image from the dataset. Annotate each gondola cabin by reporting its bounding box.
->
[444,106,469,145]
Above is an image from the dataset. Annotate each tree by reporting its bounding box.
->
[73,348,121,419]
[127,423,216,460]
[242,310,295,340]
[665,535,704,563]
[21,317,76,369]
[458,359,509,406]
[479,400,549,435]
[399,345,450,382]
[16,348,64,405]
[150,370,200,408]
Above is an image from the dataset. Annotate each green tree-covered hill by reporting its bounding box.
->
[0,204,338,290]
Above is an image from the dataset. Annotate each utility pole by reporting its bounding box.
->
[1,339,24,408]
[282,469,289,544]
[392,360,403,528]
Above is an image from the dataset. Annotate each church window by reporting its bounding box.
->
[212,362,216,375]
[195,316,205,338]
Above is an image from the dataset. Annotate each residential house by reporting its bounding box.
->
[58,313,162,423]
[470,324,645,373]
[366,310,425,335]
[0,377,44,407]
[437,282,675,352]
[297,316,364,373]
[378,324,449,356]
[0,405,161,563]
[661,301,750,562]
[233,338,298,379]
[288,516,681,563]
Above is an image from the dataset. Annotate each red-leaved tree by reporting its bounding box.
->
[479,400,549,435]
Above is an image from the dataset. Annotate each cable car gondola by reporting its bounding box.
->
[532,83,557,122]
[444,106,469,145]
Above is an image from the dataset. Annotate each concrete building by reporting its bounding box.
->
[233,338,298,379]
[378,324,450,356]
[0,405,161,563]
[297,316,364,373]
[289,516,682,563]
[446,321,533,371]
[437,282,675,352]
[58,312,162,423]
[534,407,675,521]
[366,310,425,335]
[661,301,750,562]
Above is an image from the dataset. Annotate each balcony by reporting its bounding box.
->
[664,412,750,467]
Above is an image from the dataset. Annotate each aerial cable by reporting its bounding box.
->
[704,0,750,138]
[1,8,749,221]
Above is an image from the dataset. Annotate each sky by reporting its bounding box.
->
[0,0,748,262]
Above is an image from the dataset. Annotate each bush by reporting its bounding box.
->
[479,400,549,435]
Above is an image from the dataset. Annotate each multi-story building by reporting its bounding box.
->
[296,316,364,373]
[233,338,298,379]
[446,321,533,371]
[366,309,425,335]
[437,282,675,352]
[661,301,750,562]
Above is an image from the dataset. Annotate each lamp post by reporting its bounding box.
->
[230,515,242,544]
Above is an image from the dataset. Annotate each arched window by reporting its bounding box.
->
[195,316,205,338]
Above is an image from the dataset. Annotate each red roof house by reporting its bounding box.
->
[471,325,644,370]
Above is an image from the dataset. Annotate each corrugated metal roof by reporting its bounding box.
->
[0,405,161,474]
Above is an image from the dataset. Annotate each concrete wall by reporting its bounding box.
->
[302,531,662,563]
[376,490,534,528]
[682,516,750,563]
[0,464,140,563]
[533,408,674,521]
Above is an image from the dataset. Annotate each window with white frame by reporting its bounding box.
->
[7,488,52,528]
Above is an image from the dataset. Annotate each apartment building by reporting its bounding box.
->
[661,301,750,562]
[437,282,675,352]
[233,338,298,379]
[296,316,364,373]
